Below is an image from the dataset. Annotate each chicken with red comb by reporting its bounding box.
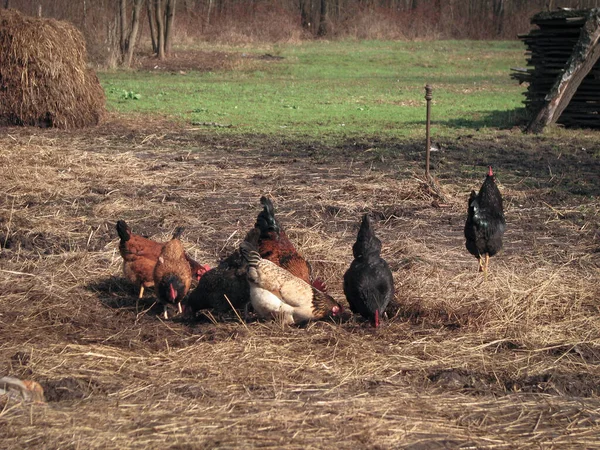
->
[464,166,506,275]
[153,229,192,319]
[343,214,394,328]
[254,196,328,292]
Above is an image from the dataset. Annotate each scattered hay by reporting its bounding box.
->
[0,9,105,129]
[0,119,599,448]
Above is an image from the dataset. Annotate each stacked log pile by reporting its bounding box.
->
[512,9,600,129]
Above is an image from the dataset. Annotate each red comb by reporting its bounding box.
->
[488,166,493,176]
[311,278,328,292]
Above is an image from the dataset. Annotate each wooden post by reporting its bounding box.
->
[527,9,600,133]
[425,85,432,180]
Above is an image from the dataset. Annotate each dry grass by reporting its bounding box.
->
[1,116,600,448]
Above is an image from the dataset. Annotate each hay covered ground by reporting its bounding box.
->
[1,116,599,449]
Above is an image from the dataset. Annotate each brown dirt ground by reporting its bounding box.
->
[0,115,599,449]
[135,50,284,73]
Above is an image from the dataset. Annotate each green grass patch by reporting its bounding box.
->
[100,40,527,140]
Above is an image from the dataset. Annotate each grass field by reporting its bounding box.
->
[101,40,526,138]
[1,41,600,449]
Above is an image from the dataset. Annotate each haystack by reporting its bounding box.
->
[0,9,105,129]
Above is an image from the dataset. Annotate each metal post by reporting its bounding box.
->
[424,84,432,180]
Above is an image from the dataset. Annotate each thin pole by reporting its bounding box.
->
[425,84,432,180]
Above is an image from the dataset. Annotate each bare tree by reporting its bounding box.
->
[205,0,214,27]
[164,0,175,55]
[150,0,176,60]
[147,0,157,54]
[118,0,144,67]
[317,0,327,36]
[493,0,505,35]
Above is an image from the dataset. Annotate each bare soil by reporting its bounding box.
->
[135,50,283,73]
[0,115,599,449]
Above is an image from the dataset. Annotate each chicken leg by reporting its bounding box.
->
[477,253,490,279]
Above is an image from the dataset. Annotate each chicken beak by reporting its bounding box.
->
[178,302,183,314]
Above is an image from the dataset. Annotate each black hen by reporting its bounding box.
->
[464,166,506,274]
[186,229,259,317]
[343,214,395,328]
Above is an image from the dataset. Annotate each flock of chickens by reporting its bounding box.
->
[116,167,505,328]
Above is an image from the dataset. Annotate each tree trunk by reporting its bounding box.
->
[155,0,165,59]
[317,0,327,36]
[299,0,309,29]
[164,0,176,56]
[147,0,158,54]
[206,0,213,27]
[493,0,505,36]
[125,0,144,67]
[119,0,127,56]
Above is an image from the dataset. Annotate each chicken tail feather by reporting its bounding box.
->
[116,220,131,242]
[256,196,279,233]
[172,226,185,240]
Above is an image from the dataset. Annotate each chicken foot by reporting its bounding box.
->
[478,254,490,280]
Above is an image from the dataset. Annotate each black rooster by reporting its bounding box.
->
[464,166,506,274]
[343,214,395,328]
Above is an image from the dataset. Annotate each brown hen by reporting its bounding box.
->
[254,196,327,292]
[153,229,192,319]
[116,220,209,298]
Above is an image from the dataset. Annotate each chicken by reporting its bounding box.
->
[239,241,342,325]
[343,214,395,328]
[0,376,45,403]
[153,229,193,319]
[254,196,327,292]
[187,229,258,316]
[116,220,209,298]
[187,248,250,316]
[464,166,506,275]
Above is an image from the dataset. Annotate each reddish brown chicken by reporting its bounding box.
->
[116,220,209,298]
[254,196,327,292]
[153,230,193,319]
